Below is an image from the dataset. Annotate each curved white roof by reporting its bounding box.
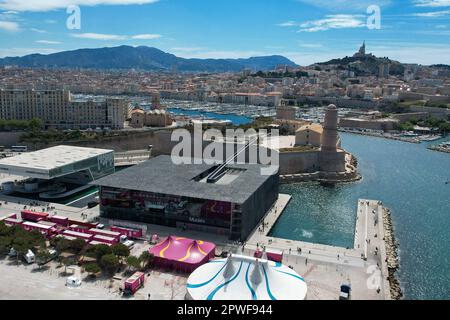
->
[186,254,307,300]
[0,146,113,179]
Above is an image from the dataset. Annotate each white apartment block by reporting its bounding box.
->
[0,89,129,130]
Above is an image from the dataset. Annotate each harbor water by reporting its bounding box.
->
[270,132,450,299]
[168,107,252,125]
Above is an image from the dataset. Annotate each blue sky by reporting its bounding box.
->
[0,0,450,65]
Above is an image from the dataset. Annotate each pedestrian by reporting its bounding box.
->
[305,258,308,266]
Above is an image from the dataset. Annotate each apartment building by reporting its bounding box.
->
[0,89,129,130]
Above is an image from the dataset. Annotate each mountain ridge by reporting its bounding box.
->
[0,45,298,72]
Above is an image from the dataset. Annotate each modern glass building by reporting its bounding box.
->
[0,145,114,181]
[93,155,279,241]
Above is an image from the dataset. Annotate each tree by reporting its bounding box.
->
[0,221,9,237]
[139,251,155,270]
[36,250,52,268]
[54,238,72,253]
[111,243,130,261]
[58,256,72,274]
[86,244,112,262]
[85,263,101,277]
[100,254,120,276]
[9,228,45,263]
[439,122,450,133]
[28,118,43,131]
[0,237,12,257]
[69,239,86,255]
[126,256,141,271]
[27,230,46,249]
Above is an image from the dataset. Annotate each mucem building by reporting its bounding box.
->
[93,155,279,241]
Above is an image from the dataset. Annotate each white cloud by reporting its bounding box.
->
[298,14,366,32]
[174,50,265,59]
[0,47,58,58]
[0,20,19,31]
[413,9,450,16]
[30,28,47,33]
[264,45,285,50]
[414,0,450,7]
[131,34,162,40]
[0,10,20,20]
[71,33,128,40]
[36,40,62,44]
[277,21,298,27]
[71,32,162,41]
[170,47,206,52]
[297,0,391,11]
[0,0,159,12]
[298,43,324,48]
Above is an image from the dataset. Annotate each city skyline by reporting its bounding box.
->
[0,0,450,66]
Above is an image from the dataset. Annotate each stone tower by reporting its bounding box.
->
[319,104,346,173]
[360,41,366,55]
[321,104,340,152]
[276,99,296,120]
[151,91,162,109]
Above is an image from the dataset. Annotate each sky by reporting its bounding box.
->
[0,0,450,66]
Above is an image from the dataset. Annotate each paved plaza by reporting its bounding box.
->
[0,180,392,299]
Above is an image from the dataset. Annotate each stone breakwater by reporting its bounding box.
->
[280,171,362,184]
[339,129,420,144]
[427,145,450,154]
[382,207,403,300]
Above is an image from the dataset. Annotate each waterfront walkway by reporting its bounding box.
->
[0,186,393,300]
[244,196,392,300]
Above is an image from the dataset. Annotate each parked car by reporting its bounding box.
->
[66,276,82,287]
[87,201,99,208]
[339,284,351,300]
[24,250,36,264]
[120,235,135,249]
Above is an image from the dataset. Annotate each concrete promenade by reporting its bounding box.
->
[244,196,392,300]
[0,194,99,223]
[0,181,394,300]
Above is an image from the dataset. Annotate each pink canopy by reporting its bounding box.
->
[149,236,216,272]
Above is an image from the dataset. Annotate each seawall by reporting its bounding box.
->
[382,207,403,300]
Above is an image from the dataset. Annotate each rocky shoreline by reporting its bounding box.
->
[280,171,362,184]
[339,129,421,144]
[382,207,403,300]
[427,145,450,154]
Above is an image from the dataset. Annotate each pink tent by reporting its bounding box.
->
[149,236,216,273]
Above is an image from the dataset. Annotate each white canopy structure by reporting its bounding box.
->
[186,254,307,300]
[0,145,114,179]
